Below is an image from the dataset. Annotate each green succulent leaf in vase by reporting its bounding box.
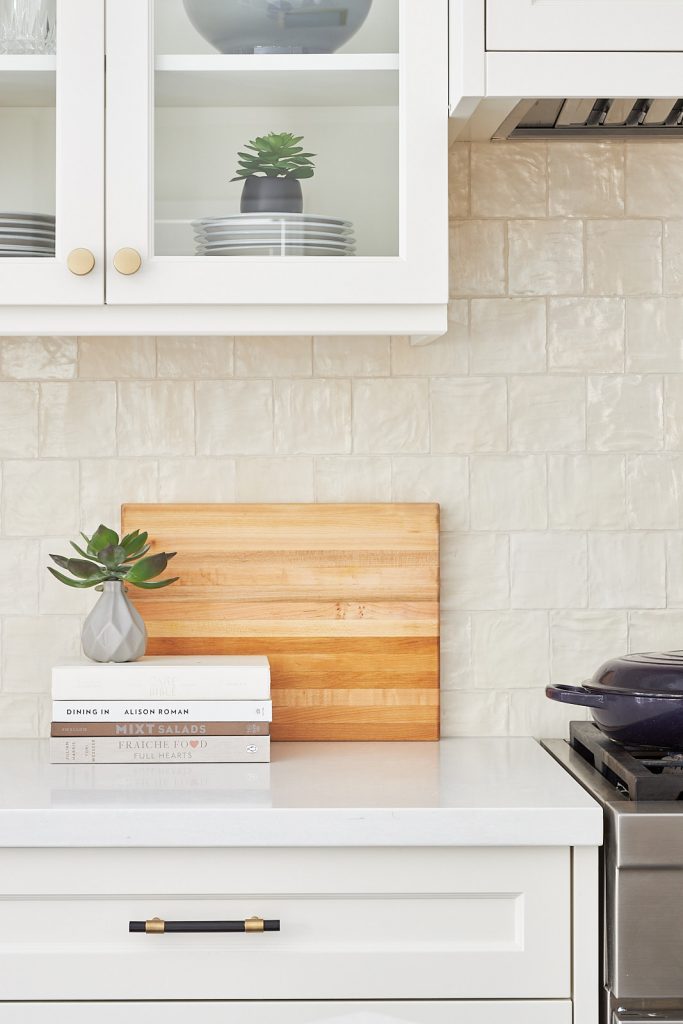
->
[47,526,180,664]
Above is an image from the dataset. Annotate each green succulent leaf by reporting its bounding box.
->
[47,567,103,589]
[97,544,128,570]
[122,531,148,556]
[50,554,103,580]
[88,524,120,555]
[69,541,93,560]
[232,131,315,182]
[130,576,181,590]
[124,552,177,583]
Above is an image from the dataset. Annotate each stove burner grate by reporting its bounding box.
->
[569,722,683,800]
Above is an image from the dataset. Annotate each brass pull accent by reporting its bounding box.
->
[244,916,265,933]
[129,916,279,934]
[113,247,142,275]
[145,917,165,934]
[67,248,95,276]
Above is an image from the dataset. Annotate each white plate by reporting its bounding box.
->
[0,231,56,241]
[195,213,352,228]
[0,251,54,257]
[0,211,55,222]
[199,236,352,250]
[198,246,355,257]
[196,229,355,242]
[0,237,55,248]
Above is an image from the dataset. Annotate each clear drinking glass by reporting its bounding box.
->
[0,0,56,54]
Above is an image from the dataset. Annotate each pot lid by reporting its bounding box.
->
[589,651,683,696]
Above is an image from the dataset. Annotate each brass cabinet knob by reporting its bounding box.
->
[67,248,96,276]
[113,247,142,275]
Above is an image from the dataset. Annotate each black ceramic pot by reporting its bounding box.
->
[546,651,683,749]
[240,176,303,214]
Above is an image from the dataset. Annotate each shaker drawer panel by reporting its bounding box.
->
[0,847,570,1001]
[3,1002,574,1024]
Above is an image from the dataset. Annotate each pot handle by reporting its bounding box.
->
[545,683,606,708]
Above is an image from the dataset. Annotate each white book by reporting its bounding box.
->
[52,656,270,700]
[51,699,272,722]
[50,735,271,764]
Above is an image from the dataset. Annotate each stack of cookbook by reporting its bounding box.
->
[49,656,272,764]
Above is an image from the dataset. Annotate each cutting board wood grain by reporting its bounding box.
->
[121,504,440,741]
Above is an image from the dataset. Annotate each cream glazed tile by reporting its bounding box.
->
[548,142,624,218]
[78,337,156,379]
[118,381,195,456]
[508,687,587,739]
[315,457,391,502]
[448,142,470,219]
[550,611,628,686]
[237,336,312,378]
[441,534,509,611]
[39,382,116,458]
[665,533,683,607]
[509,376,586,452]
[588,375,663,452]
[628,610,683,653]
[548,454,627,530]
[0,696,41,738]
[626,142,683,216]
[589,532,665,609]
[440,610,472,690]
[392,327,468,376]
[449,220,505,297]
[510,533,587,609]
[471,142,547,218]
[157,337,233,378]
[627,454,683,529]
[0,539,39,614]
[352,379,428,454]
[276,379,351,454]
[391,456,469,531]
[0,383,38,457]
[431,377,507,454]
[235,457,314,502]
[3,460,78,536]
[586,220,662,296]
[39,537,92,615]
[158,458,236,502]
[80,458,158,531]
[508,220,583,296]
[0,337,76,380]
[469,298,546,374]
[2,616,80,694]
[470,611,550,689]
[665,376,683,449]
[196,380,272,455]
[627,298,683,372]
[441,689,510,737]
[664,221,683,295]
[470,455,547,531]
[548,298,625,373]
[314,337,389,378]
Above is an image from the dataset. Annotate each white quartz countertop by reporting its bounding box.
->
[0,738,602,848]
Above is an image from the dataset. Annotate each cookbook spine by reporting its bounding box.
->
[51,678,270,701]
[50,736,271,764]
[51,721,270,737]
[51,700,273,722]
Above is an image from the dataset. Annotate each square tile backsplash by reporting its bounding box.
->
[1,140,682,739]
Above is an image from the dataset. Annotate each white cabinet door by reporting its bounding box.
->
[486,0,683,52]
[105,0,447,308]
[0,0,103,305]
[4,1002,573,1024]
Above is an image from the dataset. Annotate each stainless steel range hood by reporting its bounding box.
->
[492,97,683,141]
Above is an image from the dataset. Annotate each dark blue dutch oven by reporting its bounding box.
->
[546,652,683,750]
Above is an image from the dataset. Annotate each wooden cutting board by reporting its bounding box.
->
[121,504,440,741]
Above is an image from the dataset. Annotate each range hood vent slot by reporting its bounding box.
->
[493,98,683,140]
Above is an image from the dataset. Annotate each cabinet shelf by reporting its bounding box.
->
[0,55,56,105]
[155,54,399,107]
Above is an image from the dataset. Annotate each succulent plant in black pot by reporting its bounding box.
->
[232,131,316,214]
[48,525,179,663]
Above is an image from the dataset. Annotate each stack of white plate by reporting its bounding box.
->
[193,213,355,257]
[0,213,55,258]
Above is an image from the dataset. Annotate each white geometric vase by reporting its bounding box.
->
[81,581,147,663]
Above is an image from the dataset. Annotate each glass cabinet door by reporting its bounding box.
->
[106,0,447,308]
[0,0,103,306]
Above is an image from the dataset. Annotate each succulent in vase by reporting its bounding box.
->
[231,131,316,214]
[48,525,179,664]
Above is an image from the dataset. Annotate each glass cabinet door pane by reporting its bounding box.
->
[153,0,399,260]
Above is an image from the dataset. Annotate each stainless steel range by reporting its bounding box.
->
[543,723,683,1024]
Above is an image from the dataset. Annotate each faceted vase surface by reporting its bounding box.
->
[81,581,147,663]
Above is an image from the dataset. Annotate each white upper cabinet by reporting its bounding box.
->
[105,0,448,325]
[487,0,683,52]
[0,0,103,305]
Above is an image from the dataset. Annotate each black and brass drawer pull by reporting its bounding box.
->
[129,916,280,934]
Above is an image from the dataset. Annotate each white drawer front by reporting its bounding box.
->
[2,1003,573,1024]
[0,847,570,1001]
